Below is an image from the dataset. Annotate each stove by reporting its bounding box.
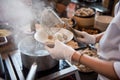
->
[1,50,81,80]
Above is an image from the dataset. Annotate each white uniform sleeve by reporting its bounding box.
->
[114,1,120,16]
[114,62,120,79]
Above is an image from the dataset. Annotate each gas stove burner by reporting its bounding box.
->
[22,65,59,79]
[22,60,70,79]
[2,50,80,80]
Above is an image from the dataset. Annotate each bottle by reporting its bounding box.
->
[102,0,110,8]
[66,2,76,18]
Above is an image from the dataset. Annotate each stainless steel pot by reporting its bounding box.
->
[18,36,58,72]
[0,24,16,53]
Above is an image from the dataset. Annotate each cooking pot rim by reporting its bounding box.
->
[20,50,50,57]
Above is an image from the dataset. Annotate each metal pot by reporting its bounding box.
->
[0,24,16,53]
[18,36,58,72]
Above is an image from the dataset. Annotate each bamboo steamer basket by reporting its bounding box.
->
[73,7,96,29]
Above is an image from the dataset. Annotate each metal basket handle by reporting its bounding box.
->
[0,37,8,45]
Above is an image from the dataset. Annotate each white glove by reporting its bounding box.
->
[45,40,75,62]
[75,30,96,44]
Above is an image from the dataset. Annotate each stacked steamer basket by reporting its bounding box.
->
[73,7,96,29]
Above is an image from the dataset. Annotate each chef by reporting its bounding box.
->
[45,1,120,80]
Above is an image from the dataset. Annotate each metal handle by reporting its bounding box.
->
[26,62,37,80]
[0,37,8,45]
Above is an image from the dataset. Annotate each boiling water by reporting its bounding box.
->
[33,50,49,56]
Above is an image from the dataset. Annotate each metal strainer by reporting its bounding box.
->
[40,7,64,35]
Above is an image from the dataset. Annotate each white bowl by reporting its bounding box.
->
[94,15,113,31]
[34,28,73,44]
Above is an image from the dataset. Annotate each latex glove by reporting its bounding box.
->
[74,30,96,44]
[45,40,75,62]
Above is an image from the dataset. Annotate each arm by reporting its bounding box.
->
[45,40,119,80]
[72,51,119,80]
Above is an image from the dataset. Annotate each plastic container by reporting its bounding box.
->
[94,15,113,31]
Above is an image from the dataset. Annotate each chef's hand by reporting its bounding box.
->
[74,30,96,44]
[45,40,75,62]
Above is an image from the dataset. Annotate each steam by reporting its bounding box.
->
[32,0,55,22]
[1,0,32,29]
[0,0,54,48]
